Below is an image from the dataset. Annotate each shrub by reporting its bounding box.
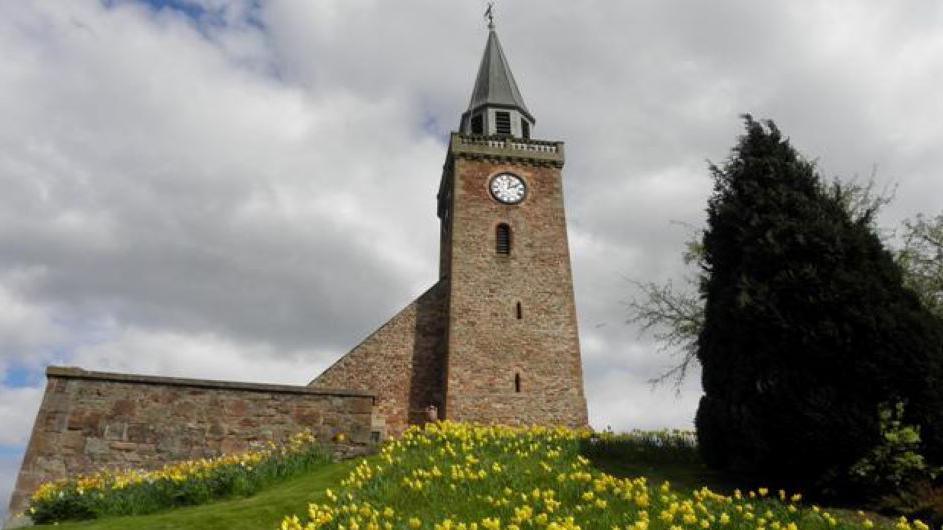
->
[695,117,943,490]
[850,402,931,493]
[581,428,699,465]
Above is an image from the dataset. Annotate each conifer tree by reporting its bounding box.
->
[694,116,943,488]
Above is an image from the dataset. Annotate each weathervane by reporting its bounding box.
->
[484,2,495,30]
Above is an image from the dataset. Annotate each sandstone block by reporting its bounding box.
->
[84,438,109,455]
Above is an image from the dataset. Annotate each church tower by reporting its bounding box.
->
[310,19,587,434]
[437,22,588,426]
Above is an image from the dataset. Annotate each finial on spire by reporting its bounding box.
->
[484,2,495,30]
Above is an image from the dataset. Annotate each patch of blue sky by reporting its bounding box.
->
[1,364,42,389]
[421,112,450,145]
[139,0,206,20]
[139,0,265,30]
[99,0,266,32]
[0,446,24,459]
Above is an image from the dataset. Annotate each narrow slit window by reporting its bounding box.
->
[514,373,522,393]
[471,114,483,135]
[495,111,511,135]
[521,119,530,139]
[496,223,511,255]
[516,301,523,320]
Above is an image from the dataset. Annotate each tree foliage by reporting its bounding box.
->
[628,179,900,388]
[898,213,943,319]
[692,116,943,489]
[849,402,932,494]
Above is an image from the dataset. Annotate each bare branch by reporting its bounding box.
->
[625,276,704,390]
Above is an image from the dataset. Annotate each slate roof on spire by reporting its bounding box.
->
[467,27,533,121]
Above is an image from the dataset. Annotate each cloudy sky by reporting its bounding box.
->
[2,0,943,516]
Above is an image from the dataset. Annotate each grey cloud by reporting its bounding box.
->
[0,2,445,356]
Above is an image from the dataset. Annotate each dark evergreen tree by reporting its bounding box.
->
[695,116,943,489]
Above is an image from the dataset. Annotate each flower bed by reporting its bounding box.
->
[280,422,908,530]
[29,430,331,524]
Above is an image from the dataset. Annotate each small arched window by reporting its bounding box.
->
[496,224,511,255]
[514,373,522,393]
[516,301,523,320]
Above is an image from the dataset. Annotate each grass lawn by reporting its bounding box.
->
[33,426,898,530]
[43,450,734,530]
[49,459,358,530]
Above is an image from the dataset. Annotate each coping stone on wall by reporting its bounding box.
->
[45,366,376,402]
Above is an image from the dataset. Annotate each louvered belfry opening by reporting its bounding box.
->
[496,223,511,255]
[471,114,484,135]
[495,111,512,135]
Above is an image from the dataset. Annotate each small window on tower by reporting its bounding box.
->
[516,301,523,320]
[521,119,530,139]
[471,114,483,135]
[495,112,511,136]
[515,373,522,393]
[496,223,511,255]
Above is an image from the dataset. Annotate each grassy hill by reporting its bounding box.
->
[27,423,909,530]
[47,459,356,530]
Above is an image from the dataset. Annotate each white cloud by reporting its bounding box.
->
[0,280,63,370]
[0,386,43,446]
[587,369,702,432]
[68,325,329,385]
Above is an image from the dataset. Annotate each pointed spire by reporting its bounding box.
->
[467,27,532,120]
[460,17,535,138]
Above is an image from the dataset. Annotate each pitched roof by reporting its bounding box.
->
[466,28,533,121]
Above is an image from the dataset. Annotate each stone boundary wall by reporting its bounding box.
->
[7,366,376,521]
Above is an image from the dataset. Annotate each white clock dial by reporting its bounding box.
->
[489,173,527,204]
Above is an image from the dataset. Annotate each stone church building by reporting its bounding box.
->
[309,23,588,435]
[8,22,588,521]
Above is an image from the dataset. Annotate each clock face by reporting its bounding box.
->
[489,173,527,204]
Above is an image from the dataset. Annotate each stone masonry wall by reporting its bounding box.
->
[7,367,374,520]
[443,146,589,427]
[309,281,449,436]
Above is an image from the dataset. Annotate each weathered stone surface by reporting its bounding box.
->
[309,282,449,437]
[4,514,32,529]
[7,367,375,520]
[440,140,588,428]
[84,437,109,455]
